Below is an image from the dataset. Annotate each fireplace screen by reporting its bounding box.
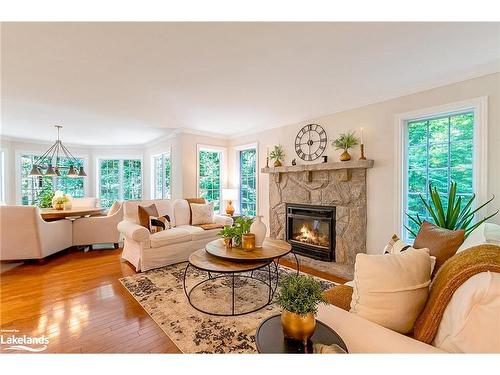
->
[286,203,336,261]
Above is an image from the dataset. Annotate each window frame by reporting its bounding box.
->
[15,149,89,205]
[151,150,172,200]
[234,143,259,216]
[95,155,144,207]
[394,97,488,242]
[196,144,226,213]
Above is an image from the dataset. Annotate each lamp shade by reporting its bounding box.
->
[67,165,78,177]
[29,165,42,177]
[45,164,57,176]
[78,166,87,177]
[222,188,239,201]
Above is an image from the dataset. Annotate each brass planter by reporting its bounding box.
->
[339,150,351,161]
[54,203,64,210]
[223,237,233,248]
[281,310,316,343]
[273,160,282,167]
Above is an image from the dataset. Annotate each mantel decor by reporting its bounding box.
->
[28,125,87,178]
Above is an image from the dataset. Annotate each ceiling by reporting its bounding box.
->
[1,22,499,146]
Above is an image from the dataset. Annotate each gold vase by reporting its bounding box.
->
[340,150,351,161]
[281,310,316,343]
[55,203,64,210]
[274,160,282,167]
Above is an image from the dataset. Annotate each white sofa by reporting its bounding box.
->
[317,223,500,353]
[118,199,233,272]
[0,205,73,260]
[72,201,123,247]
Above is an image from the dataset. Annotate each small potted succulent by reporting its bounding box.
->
[218,225,236,247]
[269,144,285,167]
[332,131,359,161]
[53,195,70,210]
[274,274,325,343]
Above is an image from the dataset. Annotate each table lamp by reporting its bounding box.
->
[222,188,238,216]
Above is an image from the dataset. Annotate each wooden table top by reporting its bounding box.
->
[188,249,270,273]
[40,207,105,220]
[205,237,292,262]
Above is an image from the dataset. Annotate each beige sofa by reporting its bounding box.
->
[317,223,500,353]
[118,199,233,272]
[0,205,73,260]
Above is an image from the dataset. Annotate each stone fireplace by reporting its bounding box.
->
[262,160,374,279]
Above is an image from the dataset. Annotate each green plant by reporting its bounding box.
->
[405,182,498,238]
[54,195,70,205]
[217,225,236,239]
[232,216,253,247]
[332,131,359,151]
[35,184,55,208]
[274,274,325,316]
[269,144,285,162]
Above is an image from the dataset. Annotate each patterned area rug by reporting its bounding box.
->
[119,262,334,353]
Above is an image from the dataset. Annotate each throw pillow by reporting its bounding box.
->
[413,221,465,275]
[185,197,207,224]
[190,202,215,225]
[138,204,159,231]
[350,248,432,334]
[383,233,436,275]
[149,215,171,233]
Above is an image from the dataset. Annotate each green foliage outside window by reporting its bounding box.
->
[405,112,475,239]
[239,149,256,216]
[21,154,84,205]
[198,150,221,211]
[153,153,171,199]
[99,159,142,208]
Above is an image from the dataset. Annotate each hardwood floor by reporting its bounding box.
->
[0,248,345,354]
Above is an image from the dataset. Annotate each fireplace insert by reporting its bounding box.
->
[285,203,336,262]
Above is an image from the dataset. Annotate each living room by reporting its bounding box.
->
[1,2,499,373]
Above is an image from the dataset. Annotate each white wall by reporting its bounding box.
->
[228,72,500,254]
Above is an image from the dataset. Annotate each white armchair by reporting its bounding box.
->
[72,201,123,248]
[0,205,72,260]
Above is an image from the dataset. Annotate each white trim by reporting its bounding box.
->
[151,150,172,199]
[394,96,488,241]
[0,150,5,202]
[196,144,227,213]
[14,149,90,204]
[233,142,259,216]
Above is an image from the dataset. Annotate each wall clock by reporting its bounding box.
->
[294,124,328,161]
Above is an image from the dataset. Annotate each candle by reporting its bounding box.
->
[242,233,256,251]
[360,127,364,144]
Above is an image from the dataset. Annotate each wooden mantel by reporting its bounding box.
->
[261,159,374,182]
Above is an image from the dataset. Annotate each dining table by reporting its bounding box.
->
[40,207,105,221]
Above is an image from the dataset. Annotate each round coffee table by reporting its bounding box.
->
[183,238,298,316]
[255,314,348,353]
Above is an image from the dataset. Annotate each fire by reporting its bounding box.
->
[294,224,329,248]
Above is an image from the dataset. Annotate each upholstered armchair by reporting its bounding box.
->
[72,201,123,248]
[0,205,72,260]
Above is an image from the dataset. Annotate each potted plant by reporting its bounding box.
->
[405,182,498,238]
[218,225,236,247]
[332,131,359,161]
[269,144,285,167]
[53,195,70,210]
[274,274,325,343]
[232,217,253,247]
[35,184,55,208]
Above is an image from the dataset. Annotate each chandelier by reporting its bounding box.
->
[29,125,87,177]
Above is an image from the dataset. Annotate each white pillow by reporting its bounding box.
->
[190,202,215,225]
[350,248,432,334]
[457,223,500,253]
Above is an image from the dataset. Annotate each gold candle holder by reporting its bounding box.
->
[242,233,256,251]
[359,144,366,160]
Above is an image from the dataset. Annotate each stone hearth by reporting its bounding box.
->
[261,160,374,279]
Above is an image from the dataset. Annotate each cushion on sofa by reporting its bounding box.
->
[176,225,220,241]
[457,223,500,253]
[350,248,432,334]
[150,228,191,248]
[190,202,215,225]
[186,197,206,224]
[413,221,464,275]
[138,204,159,231]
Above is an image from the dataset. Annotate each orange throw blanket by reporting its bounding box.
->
[322,285,353,311]
[413,244,500,344]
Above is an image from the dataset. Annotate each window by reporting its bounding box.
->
[404,111,475,240]
[20,154,85,205]
[152,152,171,199]
[98,158,142,208]
[239,147,257,216]
[198,148,222,212]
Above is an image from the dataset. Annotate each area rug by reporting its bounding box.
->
[119,262,334,353]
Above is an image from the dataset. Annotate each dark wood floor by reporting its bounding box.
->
[0,248,345,353]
